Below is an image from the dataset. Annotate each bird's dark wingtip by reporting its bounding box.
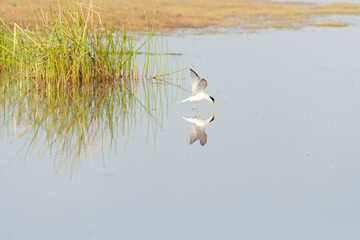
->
[189,68,200,78]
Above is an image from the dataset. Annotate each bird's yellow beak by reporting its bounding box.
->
[213,102,217,108]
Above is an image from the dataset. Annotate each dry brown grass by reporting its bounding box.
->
[312,21,349,27]
[1,0,360,32]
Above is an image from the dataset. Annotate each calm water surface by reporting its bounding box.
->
[1,22,360,240]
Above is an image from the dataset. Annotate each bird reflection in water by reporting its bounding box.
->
[183,111,216,146]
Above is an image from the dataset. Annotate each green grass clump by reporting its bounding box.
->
[0,0,154,85]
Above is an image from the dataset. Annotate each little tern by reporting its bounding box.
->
[181,69,216,108]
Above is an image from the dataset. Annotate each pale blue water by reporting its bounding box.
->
[1,15,360,240]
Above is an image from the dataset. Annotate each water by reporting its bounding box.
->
[1,18,360,240]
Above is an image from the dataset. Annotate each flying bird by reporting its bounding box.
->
[181,69,216,108]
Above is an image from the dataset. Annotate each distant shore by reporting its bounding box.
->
[1,0,360,32]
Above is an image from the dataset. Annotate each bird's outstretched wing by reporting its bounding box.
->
[190,69,208,95]
[189,124,207,146]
